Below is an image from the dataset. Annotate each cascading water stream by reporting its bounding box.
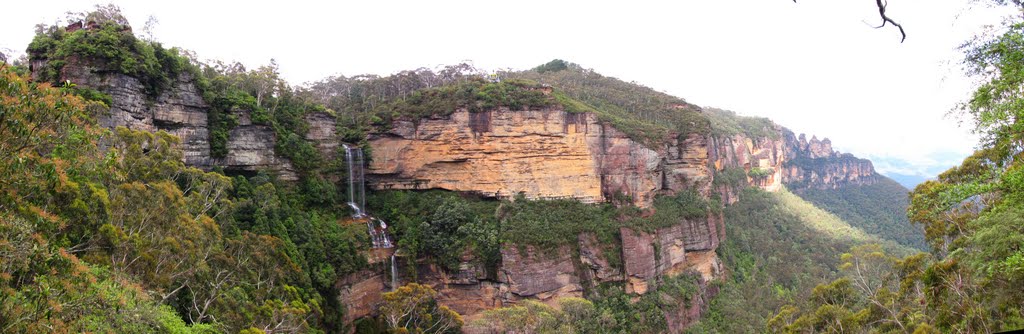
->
[390,254,398,291]
[344,144,392,248]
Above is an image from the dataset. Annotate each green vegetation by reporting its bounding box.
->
[533,59,570,73]
[466,273,701,334]
[748,167,775,179]
[0,61,370,332]
[794,178,927,250]
[705,107,779,140]
[685,188,909,333]
[773,2,1024,331]
[379,283,462,333]
[368,189,715,277]
[508,61,711,145]
[306,59,709,147]
[370,78,553,124]
[27,7,327,168]
[27,9,186,98]
[712,167,748,189]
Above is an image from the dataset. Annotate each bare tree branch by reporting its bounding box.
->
[873,0,907,42]
[792,0,906,42]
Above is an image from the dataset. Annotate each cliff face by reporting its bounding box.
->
[706,126,882,202]
[367,108,710,208]
[39,57,300,180]
[708,133,786,204]
[336,213,724,329]
[781,129,880,189]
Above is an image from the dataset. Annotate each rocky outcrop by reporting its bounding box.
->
[305,112,339,163]
[665,274,720,333]
[336,214,724,330]
[781,129,880,189]
[620,213,724,294]
[335,269,386,326]
[366,108,710,208]
[708,126,882,200]
[498,245,583,300]
[36,57,299,180]
[708,134,785,190]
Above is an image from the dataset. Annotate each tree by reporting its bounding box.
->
[379,283,462,334]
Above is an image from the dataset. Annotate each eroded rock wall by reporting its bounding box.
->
[781,129,880,189]
[366,108,710,208]
[39,57,298,180]
[708,133,786,204]
[337,212,725,331]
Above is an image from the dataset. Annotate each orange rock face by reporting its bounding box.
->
[709,133,787,204]
[367,108,710,208]
[368,108,605,203]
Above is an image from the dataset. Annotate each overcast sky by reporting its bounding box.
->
[1,0,1014,182]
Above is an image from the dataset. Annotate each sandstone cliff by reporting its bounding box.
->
[706,124,882,203]
[367,108,710,208]
[708,133,786,204]
[34,57,299,180]
[781,128,880,189]
[338,214,724,330]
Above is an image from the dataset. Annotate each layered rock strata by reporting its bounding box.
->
[35,57,298,180]
[366,108,710,208]
[781,129,880,189]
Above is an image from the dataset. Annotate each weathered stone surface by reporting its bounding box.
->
[418,262,509,317]
[369,108,605,203]
[42,58,300,181]
[655,224,688,276]
[678,213,723,252]
[217,125,298,180]
[621,228,657,294]
[335,269,385,326]
[577,233,622,284]
[498,245,582,300]
[664,274,721,333]
[305,112,339,162]
[367,108,711,208]
[782,129,880,189]
[709,127,883,198]
[708,133,786,198]
[684,250,724,283]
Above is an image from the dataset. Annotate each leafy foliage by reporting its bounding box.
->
[379,283,463,334]
[0,61,370,332]
[27,10,186,98]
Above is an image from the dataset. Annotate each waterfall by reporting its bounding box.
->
[390,254,398,291]
[344,144,393,249]
[344,144,364,217]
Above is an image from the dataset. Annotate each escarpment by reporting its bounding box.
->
[31,56,300,180]
[708,132,787,204]
[781,129,881,189]
[706,123,883,204]
[366,107,711,208]
[40,49,885,332]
